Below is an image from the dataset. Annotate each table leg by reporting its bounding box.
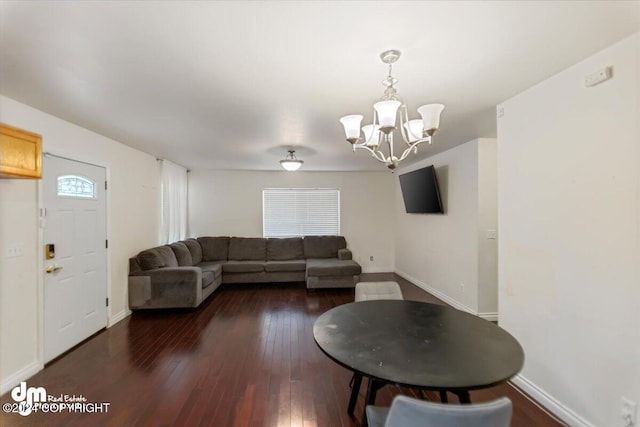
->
[361,378,384,427]
[348,373,362,415]
[453,390,471,404]
[439,390,448,403]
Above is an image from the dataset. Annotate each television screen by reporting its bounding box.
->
[398,165,444,214]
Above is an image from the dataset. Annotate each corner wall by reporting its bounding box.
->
[477,140,498,315]
[0,96,161,393]
[497,34,639,426]
[188,170,395,273]
[394,138,498,317]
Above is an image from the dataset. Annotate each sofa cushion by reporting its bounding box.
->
[267,238,304,261]
[137,248,165,271]
[170,242,193,266]
[198,236,230,261]
[306,258,362,276]
[157,246,179,268]
[198,261,223,279]
[202,271,215,289]
[222,260,265,273]
[303,236,347,259]
[228,237,266,261]
[338,248,353,260]
[183,239,203,265]
[265,260,307,272]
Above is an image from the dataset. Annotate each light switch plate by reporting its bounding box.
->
[5,244,24,258]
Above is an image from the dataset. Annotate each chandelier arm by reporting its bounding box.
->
[397,135,432,163]
[353,143,374,154]
[398,143,421,163]
[374,150,387,163]
[398,104,412,146]
[353,144,387,164]
[371,146,388,163]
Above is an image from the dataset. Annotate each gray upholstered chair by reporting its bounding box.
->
[355,281,403,301]
[366,395,512,427]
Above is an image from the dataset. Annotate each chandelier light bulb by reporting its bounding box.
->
[417,104,445,136]
[362,124,381,147]
[339,115,364,144]
[404,119,424,143]
[374,100,401,133]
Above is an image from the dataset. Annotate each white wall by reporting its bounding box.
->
[188,170,395,273]
[0,179,39,391]
[0,96,161,393]
[497,33,639,426]
[394,138,498,317]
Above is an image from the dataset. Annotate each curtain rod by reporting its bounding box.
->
[157,158,190,172]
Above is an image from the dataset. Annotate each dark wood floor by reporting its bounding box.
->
[1,273,564,426]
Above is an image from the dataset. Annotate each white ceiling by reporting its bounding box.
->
[1,1,639,171]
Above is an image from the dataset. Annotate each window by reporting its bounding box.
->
[57,175,96,198]
[263,188,340,238]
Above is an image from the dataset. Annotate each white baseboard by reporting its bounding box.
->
[478,311,498,322]
[0,361,42,395]
[394,270,476,314]
[108,309,131,327]
[511,374,594,427]
[395,270,499,321]
[361,266,394,274]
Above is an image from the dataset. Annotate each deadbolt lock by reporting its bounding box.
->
[45,243,55,259]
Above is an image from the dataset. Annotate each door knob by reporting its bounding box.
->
[45,265,63,274]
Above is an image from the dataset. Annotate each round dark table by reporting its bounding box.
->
[313,300,524,425]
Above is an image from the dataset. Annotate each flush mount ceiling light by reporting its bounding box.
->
[339,50,445,170]
[280,150,304,171]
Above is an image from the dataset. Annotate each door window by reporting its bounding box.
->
[57,175,97,198]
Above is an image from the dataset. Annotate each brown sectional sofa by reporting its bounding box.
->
[128,236,362,309]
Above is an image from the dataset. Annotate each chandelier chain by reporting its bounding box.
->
[382,62,401,101]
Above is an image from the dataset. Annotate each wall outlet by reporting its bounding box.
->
[622,397,637,427]
[369,255,374,262]
[487,229,497,239]
[460,283,465,293]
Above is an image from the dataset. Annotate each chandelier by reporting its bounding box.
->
[339,50,445,170]
[280,150,303,171]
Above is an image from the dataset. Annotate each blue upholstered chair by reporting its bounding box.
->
[366,395,512,427]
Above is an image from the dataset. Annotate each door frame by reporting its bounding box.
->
[37,152,112,367]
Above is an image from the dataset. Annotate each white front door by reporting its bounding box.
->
[42,155,107,363]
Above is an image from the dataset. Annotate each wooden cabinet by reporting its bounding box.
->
[0,123,42,179]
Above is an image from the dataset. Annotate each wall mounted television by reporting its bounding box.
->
[398,165,444,214]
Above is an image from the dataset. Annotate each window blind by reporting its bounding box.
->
[263,188,340,238]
